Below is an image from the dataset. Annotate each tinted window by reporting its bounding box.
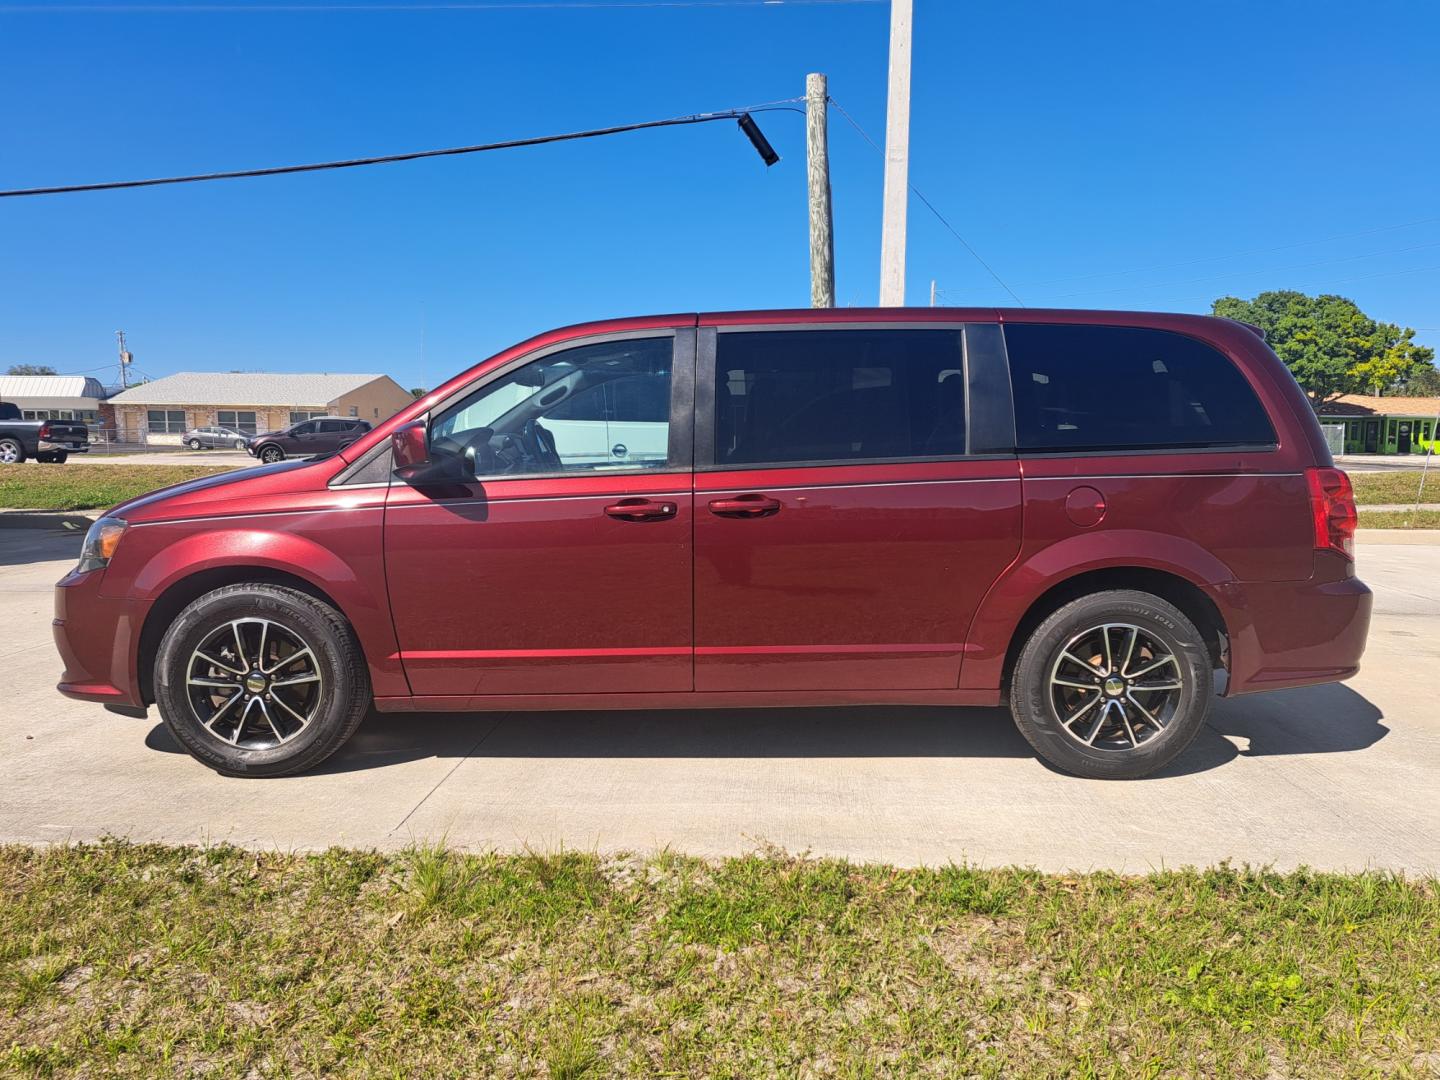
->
[431,336,673,476]
[317,420,347,433]
[290,422,316,436]
[1005,324,1275,452]
[713,329,967,467]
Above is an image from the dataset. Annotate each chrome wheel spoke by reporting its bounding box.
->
[186,617,323,750]
[1049,622,1184,755]
[1061,650,1107,677]
[1061,693,1102,729]
[1126,654,1177,679]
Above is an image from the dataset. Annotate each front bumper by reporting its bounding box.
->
[1207,565,1373,696]
[53,567,150,707]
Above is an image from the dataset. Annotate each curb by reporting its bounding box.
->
[0,509,99,530]
[1356,528,1440,546]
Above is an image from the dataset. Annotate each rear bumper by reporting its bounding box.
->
[53,568,150,707]
[38,439,88,453]
[1207,569,1372,696]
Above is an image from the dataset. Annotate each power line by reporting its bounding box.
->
[827,95,1025,307]
[1045,238,1440,302]
[0,100,798,198]
[0,1,884,10]
[1016,214,1440,289]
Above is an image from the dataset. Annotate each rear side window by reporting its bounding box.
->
[713,329,967,467]
[1004,324,1275,452]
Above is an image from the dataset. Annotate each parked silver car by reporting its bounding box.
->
[182,426,250,451]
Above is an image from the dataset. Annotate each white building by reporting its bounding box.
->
[0,375,109,421]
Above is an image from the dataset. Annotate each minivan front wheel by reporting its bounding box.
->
[1009,590,1212,780]
[153,583,370,777]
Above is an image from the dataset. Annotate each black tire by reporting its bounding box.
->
[153,583,370,777]
[1008,590,1212,780]
[40,450,68,464]
[0,437,25,465]
[188,438,203,450]
[259,445,284,463]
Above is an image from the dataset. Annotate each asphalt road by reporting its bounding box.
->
[3,528,1437,873]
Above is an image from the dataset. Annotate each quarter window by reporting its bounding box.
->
[430,336,674,477]
[712,329,968,467]
[1004,324,1276,452]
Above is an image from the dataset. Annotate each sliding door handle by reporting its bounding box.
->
[708,494,782,518]
[604,498,677,522]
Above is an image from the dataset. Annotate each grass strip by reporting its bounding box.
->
[0,464,237,512]
[2,842,1437,1077]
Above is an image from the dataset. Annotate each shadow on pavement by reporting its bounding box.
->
[144,682,1389,781]
[0,528,83,568]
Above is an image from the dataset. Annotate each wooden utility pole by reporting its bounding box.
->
[806,73,834,308]
[878,0,912,306]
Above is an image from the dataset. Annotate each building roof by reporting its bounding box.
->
[105,372,388,407]
[0,375,108,401]
[1318,394,1440,418]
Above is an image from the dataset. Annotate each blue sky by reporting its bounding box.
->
[3,0,1438,391]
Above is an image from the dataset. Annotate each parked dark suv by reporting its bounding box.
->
[55,308,1370,780]
[246,417,371,463]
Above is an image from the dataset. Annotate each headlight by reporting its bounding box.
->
[77,517,127,574]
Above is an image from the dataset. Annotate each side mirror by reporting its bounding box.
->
[391,421,430,481]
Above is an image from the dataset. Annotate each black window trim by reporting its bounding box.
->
[410,326,693,486]
[694,321,1015,472]
[998,321,1280,458]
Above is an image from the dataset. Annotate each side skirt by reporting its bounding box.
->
[372,688,1004,713]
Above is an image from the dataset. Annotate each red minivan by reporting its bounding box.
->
[53,308,1371,779]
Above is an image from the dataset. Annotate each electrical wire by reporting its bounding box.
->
[0,99,802,198]
[0,1,885,10]
[827,95,1025,307]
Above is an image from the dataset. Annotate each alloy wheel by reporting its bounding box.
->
[186,618,323,749]
[1047,622,1184,752]
[0,441,19,464]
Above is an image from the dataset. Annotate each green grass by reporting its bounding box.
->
[1358,509,1440,529]
[2,843,1438,1077]
[1348,470,1440,506]
[0,463,237,511]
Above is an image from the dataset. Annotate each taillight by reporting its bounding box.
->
[37,421,51,440]
[1306,467,1357,559]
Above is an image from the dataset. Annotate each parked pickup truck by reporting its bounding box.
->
[0,402,90,464]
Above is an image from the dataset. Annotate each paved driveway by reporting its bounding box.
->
[2,528,1437,873]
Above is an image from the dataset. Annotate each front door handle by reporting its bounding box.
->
[604,498,677,522]
[708,494,782,518]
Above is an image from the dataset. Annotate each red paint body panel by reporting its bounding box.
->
[384,471,693,695]
[53,307,1370,721]
[693,459,1021,690]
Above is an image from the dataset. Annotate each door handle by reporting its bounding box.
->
[708,494,782,518]
[604,498,677,522]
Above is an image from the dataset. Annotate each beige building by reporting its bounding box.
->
[104,372,413,445]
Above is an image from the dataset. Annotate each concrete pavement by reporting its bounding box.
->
[2,528,1437,873]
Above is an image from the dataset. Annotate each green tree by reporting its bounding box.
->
[1402,362,1440,396]
[5,364,58,376]
[1211,291,1434,406]
[408,387,427,398]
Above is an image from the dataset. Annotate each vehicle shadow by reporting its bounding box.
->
[0,527,84,568]
[143,682,1388,780]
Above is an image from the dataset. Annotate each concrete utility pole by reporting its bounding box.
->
[929,279,937,307]
[878,0,913,307]
[806,73,835,308]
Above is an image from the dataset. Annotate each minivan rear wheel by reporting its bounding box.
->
[153,583,370,777]
[1009,590,1212,780]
